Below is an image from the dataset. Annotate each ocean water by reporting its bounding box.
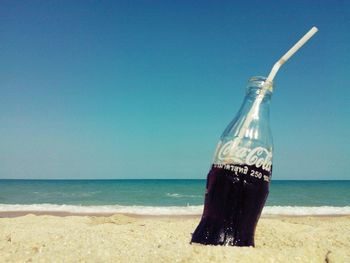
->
[0,180,349,216]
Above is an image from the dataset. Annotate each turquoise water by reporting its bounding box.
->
[0,180,349,215]
[1,179,349,206]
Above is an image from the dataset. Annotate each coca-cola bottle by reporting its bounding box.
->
[191,76,273,247]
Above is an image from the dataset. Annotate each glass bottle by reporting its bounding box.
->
[191,76,274,247]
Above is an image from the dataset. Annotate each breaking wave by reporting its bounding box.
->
[0,204,350,216]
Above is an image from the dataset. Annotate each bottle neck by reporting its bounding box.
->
[241,87,272,121]
[220,76,274,140]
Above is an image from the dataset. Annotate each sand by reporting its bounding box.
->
[0,214,349,262]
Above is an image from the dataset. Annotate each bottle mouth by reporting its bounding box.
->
[247,76,274,93]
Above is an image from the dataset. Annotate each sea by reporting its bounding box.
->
[0,180,349,216]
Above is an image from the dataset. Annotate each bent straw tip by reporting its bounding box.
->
[310,26,319,33]
[307,26,318,37]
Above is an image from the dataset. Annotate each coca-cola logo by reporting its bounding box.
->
[216,140,272,172]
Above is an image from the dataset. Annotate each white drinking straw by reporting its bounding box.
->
[266,26,318,83]
[231,27,318,151]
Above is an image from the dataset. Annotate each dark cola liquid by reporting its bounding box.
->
[191,164,271,247]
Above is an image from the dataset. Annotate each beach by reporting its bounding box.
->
[1,213,349,262]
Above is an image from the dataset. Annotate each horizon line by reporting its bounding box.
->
[0,178,349,181]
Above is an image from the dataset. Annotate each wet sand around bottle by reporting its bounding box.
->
[0,213,349,262]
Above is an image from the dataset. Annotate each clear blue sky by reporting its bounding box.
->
[1,0,349,179]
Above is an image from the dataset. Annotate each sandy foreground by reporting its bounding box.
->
[0,213,349,263]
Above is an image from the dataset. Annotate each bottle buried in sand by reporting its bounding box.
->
[191,27,318,247]
[191,76,273,246]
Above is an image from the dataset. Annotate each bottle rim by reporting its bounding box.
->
[247,76,274,93]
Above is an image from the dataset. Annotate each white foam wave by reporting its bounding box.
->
[0,204,203,216]
[166,193,201,198]
[263,206,350,216]
[0,204,349,216]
